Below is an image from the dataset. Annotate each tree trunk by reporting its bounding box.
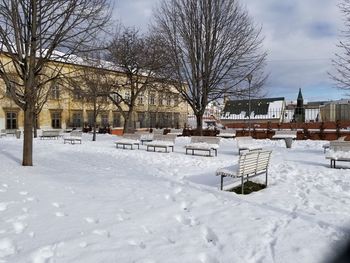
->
[196,114,203,136]
[22,107,34,166]
[123,110,134,133]
[33,114,37,138]
[92,102,97,141]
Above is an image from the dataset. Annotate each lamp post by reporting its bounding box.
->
[246,74,253,136]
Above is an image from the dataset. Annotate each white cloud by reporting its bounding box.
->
[112,0,348,100]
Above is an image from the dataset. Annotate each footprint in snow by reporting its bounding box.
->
[0,238,16,258]
[85,217,99,224]
[164,194,175,202]
[127,240,146,249]
[52,202,62,208]
[19,191,28,196]
[30,243,62,263]
[0,203,8,212]
[198,253,219,263]
[92,229,110,238]
[55,212,67,217]
[13,222,27,234]
[173,187,182,195]
[201,226,219,246]
[174,214,194,226]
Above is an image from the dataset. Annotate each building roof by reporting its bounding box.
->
[297,88,303,100]
[221,97,285,120]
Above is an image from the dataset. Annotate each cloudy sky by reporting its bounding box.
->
[112,0,347,101]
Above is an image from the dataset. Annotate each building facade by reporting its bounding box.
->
[0,58,188,131]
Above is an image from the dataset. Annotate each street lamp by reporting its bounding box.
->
[246,74,253,136]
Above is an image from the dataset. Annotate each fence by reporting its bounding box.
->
[220,107,350,123]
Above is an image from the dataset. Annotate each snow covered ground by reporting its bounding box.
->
[0,134,349,263]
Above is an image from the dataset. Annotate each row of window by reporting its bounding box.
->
[50,86,180,106]
[4,111,182,129]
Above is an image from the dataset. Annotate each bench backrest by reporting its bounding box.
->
[169,129,183,134]
[4,129,17,134]
[135,131,153,140]
[238,150,272,177]
[220,129,236,134]
[330,141,350,152]
[152,129,164,135]
[153,134,177,142]
[70,131,83,137]
[274,130,297,136]
[123,133,140,140]
[42,130,61,136]
[190,136,220,145]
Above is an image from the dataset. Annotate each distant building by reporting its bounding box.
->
[220,97,286,125]
[320,99,350,122]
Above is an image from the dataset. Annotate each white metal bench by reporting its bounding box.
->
[216,150,272,194]
[236,136,262,155]
[145,134,177,153]
[0,129,17,137]
[63,131,83,144]
[325,141,350,168]
[167,129,183,136]
[272,130,297,139]
[217,129,236,139]
[323,136,346,153]
[0,129,6,138]
[185,136,220,157]
[40,129,61,139]
[115,134,140,150]
[135,131,154,145]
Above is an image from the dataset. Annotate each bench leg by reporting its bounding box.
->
[215,149,217,157]
[220,175,224,190]
[265,169,268,187]
[185,149,188,155]
[241,177,244,195]
[192,149,194,155]
[171,146,174,152]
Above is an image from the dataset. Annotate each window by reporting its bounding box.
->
[100,113,109,127]
[73,90,83,100]
[166,96,171,106]
[150,112,157,128]
[6,112,17,129]
[173,95,179,106]
[159,93,164,106]
[125,91,131,102]
[138,93,144,105]
[174,113,180,128]
[150,94,155,105]
[51,83,60,100]
[72,112,83,127]
[51,112,61,129]
[137,112,145,128]
[113,112,121,127]
[87,112,94,127]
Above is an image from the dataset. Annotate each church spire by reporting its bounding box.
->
[297,88,303,101]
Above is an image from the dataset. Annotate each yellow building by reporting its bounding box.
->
[0,57,188,131]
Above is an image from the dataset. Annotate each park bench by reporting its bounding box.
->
[185,136,220,157]
[0,129,17,137]
[236,136,262,155]
[216,150,272,194]
[216,129,236,139]
[135,131,154,145]
[63,131,83,144]
[325,141,350,168]
[145,134,177,153]
[167,129,183,136]
[115,133,140,150]
[323,136,346,153]
[272,130,297,148]
[40,129,61,139]
[0,129,6,137]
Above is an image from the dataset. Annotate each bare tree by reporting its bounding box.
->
[153,0,267,132]
[107,27,168,133]
[67,58,112,141]
[0,0,111,166]
[331,0,350,94]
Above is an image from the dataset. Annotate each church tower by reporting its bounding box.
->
[294,88,305,123]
